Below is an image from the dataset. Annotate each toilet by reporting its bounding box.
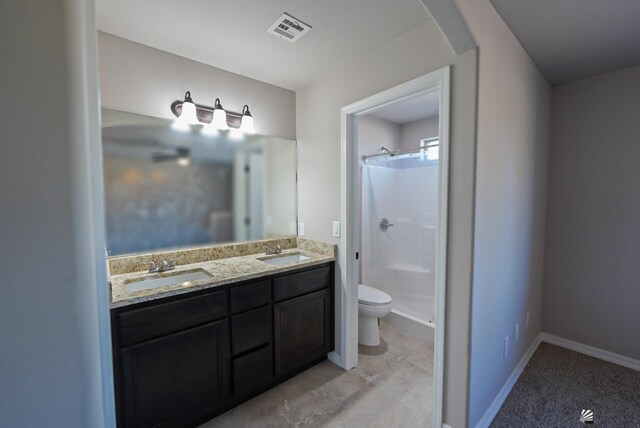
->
[358,284,392,346]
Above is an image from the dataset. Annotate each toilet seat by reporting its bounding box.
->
[358,284,391,306]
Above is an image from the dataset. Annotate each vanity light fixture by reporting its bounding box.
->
[170,93,254,133]
[239,105,255,133]
[211,98,229,130]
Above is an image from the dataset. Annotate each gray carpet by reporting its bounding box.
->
[490,343,640,427]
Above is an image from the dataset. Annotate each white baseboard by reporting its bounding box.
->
[327,351,344,369]
[474,334,543,428]
[540,333,640,372]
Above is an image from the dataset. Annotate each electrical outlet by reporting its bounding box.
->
[298,222,305,237]
[526,311,530,327]
[515,323,520,343]
[504,336,509,358]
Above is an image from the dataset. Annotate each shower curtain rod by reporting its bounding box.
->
[361,142,439,162]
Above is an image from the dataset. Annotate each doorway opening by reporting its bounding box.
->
[340,67,450,427]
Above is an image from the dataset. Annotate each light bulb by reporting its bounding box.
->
[212,98,228,130]
[177,91,199,125]
[239,105,255,133]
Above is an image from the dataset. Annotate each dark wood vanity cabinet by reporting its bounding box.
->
[120,320,231,427]
[274,289,332,376]
[111,262,334,428]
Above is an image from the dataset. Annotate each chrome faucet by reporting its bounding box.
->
[146,259,178,273]
[161,259,178,272]
[264,245,283,255]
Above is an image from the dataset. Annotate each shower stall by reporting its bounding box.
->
[361,146,439,339]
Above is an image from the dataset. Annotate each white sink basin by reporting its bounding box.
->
[124,269,212,293]
[258,253,310,266]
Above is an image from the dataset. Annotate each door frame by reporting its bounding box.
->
[339,66,450,427]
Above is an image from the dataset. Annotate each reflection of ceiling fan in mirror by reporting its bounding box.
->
[151,147,191,167]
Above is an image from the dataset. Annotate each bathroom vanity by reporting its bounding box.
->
[109,245,335,427]
[102,108,334,427]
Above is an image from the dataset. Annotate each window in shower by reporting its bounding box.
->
[420,137,439,161]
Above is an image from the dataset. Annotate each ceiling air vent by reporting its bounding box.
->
[267,13,311,43]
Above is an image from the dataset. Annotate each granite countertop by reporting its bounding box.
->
[110,248,334,308]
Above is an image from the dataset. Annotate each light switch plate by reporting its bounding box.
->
[332,221,341,238]
[298,222,305,237]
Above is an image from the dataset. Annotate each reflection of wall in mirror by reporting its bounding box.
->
[104,143,233,255]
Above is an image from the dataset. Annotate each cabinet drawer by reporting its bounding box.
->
[118,291,227,347]
[272,266,331,302]
[230,279,271,313]
[231,306,272,355]
[232,345,273,398]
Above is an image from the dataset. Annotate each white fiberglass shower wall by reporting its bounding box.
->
[362,152,438,328]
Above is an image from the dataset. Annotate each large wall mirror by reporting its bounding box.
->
[102,109,297,256]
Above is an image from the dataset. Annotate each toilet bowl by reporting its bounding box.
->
[358,284,392,346]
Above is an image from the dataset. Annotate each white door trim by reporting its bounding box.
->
[340,66,451,428]
[67,0,116,425]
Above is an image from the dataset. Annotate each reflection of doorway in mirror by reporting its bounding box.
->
[233,149,265,241]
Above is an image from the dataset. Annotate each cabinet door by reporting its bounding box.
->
[120,319,230,428]
[274,289,331,375]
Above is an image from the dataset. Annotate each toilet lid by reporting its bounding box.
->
[358,284,391,305]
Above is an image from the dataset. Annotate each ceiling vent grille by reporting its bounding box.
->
[267,13,311,43]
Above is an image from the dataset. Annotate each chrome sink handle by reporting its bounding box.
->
[161,259,178,271]
[146,261,161,273]
[265,245,283,255]
[379,218,394,232]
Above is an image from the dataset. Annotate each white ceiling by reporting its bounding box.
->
[96,0,430,91]
[490,0,640,85]
[369,91,439,124]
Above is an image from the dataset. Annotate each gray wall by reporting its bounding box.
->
[543,65,640,360]
[98,32,296,139]
[0,1,113,426]
[399,115,440,151]
[454,0,552,425]
[358,115,401,158]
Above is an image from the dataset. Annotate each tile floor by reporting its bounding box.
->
[200,321,434,428]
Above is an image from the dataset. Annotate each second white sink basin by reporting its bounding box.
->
[258,253,310,266]
[124,269,212,293]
